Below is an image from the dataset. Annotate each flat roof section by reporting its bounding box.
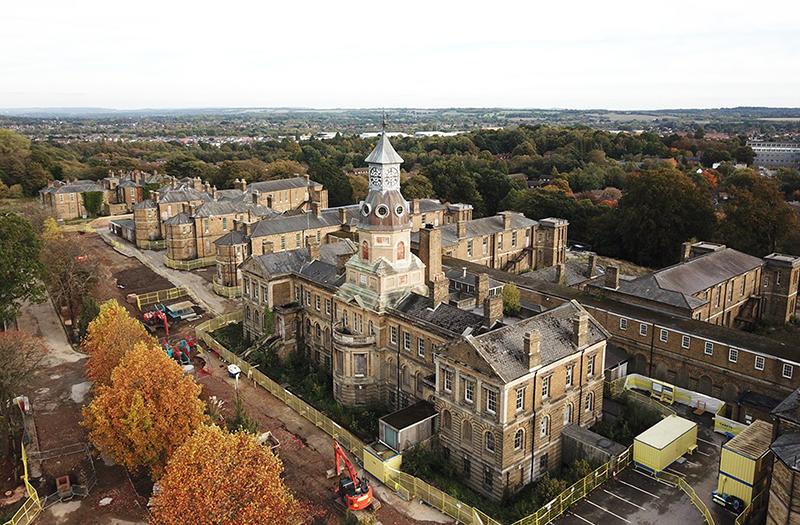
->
[380,401,437,430]
[636,415,696,450]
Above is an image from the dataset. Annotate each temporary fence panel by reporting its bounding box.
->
[164,255,216,271]
[212,280,241,298]
[623,373,725,414]
[735,488,767,525]
[657,470,716,525]
[135,286,189,310]
[5,442,42,525]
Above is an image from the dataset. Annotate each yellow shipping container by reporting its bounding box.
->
[716,419,773,506]
[634,415,698,473]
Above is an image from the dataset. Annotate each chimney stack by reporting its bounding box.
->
[605,265,619,289]
[587,254,597,278]
[524,330,541,370]
[418,224,443,284]
[311,201,322,218]
[475,273,489,306]
[338,207,348,225]
[412,199,421,215]
[308,239,320,260]
[429,273,449,307]
[500,211,512,231]
[483,294,503,328]
[335,252,350,271]
[457,220,466,239]
[574,312,589,348]
[681,241,693,262]
[555,263,566,285]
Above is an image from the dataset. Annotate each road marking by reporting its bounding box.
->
[695,449,711,457]
[698,437,717,446]
[666,467,686,477]
[570,511,595,524]
[633,469,675,487]
[586,499,631,523]
[603,489,646,510]
[616,478,660,499]
[684,459,702,466]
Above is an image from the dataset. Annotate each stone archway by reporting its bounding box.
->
[632,353,647,374]
[697,375,713,396]
[674,366,690,389]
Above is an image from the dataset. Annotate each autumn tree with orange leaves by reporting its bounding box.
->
[83,300,157,386]
[82,342,205,477]
[149,425,310,525]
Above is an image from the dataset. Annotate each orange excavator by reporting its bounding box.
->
[333,439,373,511]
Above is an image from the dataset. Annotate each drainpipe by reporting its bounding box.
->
[647,322,656,378]
[396,335,401,410]
[577,345,586,427]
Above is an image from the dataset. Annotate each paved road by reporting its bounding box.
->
[17,298,86,368]
[97,228,237,316]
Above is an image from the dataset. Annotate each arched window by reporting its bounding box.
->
[442,410,452,430]
[585,392,594,413]
[396,241,405,260]
[361,240,369,261]
[315,323,321,339]
[514,429,524,450]
[540,415,550,437]
[368,320,374,335]
[462,420,473,444]
[485,432,495,452]
[563,403,573,426]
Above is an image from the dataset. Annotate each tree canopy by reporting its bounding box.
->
[0,212,45,325]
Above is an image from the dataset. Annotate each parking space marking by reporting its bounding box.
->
[603,489,646,510]
[695,449,711,457]
[617,478,660,499]
[684,459,701,466]
[698,437,717,446]
[666,467,686,477]
[569,511,595,524]
[586,499,631,523]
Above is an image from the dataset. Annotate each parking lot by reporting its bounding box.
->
[555,406,737,525]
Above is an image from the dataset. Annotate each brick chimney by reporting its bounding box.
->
[604,265,619,289]
[574,312,589,348]
[586,254,597,278]
[524,330,541,370]
[457,220,467,239]
[338,207,348,225]
[483,295,503,328]
[412,199,421,215]
[335,252,350,271]
[555,263,566,285]
[311,201,322,218]
[475,273,489,306]
[681,241,693,262]
[308,239,320,260]
[418,224,443,284]
[429,273,449,307]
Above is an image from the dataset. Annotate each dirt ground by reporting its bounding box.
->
[197,350,447,525]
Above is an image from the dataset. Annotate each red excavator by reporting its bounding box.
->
[333,439,373,511]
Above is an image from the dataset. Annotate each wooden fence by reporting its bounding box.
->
[4,443,42,525]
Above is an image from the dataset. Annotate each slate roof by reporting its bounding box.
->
[158,187,212,203]
[216,189,244,200]
[365,133,404,164]
[602,248,763,310]
[444,267,504,290]
[241,240,357,283]
[117,179,139,188]
[437,213,537,247]
[133,199,156,210]
[461,300,607,382]
[48,180,104,194]
[163,212,193,225]
[416,199,446,213]
[298,260,344,287]
[214,230,248,246]
[523,259,598,287]
[192,199,276,218]
[391,293,486,336]
[771,432,800,470]
[772,389,800,425]
[246,176,315,193]
[250,209,344,237]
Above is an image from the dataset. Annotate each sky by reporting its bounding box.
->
[2,0,799,110]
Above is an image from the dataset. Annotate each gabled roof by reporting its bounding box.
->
[192,199,276,218]
[214,230,248,246]
[240,240,357,284]
[454,301,606,382]
[772,388,800,425]
[365,133,404,165]
[163,212,193,225]
[246,176,315,193]
[133,199,156,210]
[158,187,212,203]
[50,180,104,194]
[416,198,446,213]
[601,248,763,310]
[249,208,350,237]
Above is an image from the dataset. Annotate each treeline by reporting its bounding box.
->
[2,125,798,267]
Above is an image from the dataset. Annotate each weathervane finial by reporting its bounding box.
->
[381,110,387,133]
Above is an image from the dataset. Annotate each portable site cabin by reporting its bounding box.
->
[633,415,697,473]
[378,401,438,453]
[716,419,773,506]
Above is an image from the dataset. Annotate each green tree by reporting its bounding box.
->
[401,174,434,199]
[717,169,799,256]
[502,283,521,316]
[0,213,45,326]
[601,167,715,267]
[226,394,259,435]
[308,160,352,206]
[83,191,104,217]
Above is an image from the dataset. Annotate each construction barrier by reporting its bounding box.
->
[211,279,241,298]
[5,443,42,525]
[137,239,166,250]
[163,255,216,271]
[135,286,188,310]
[736,488,766,525]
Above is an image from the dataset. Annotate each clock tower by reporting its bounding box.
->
[336,127,427,311]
